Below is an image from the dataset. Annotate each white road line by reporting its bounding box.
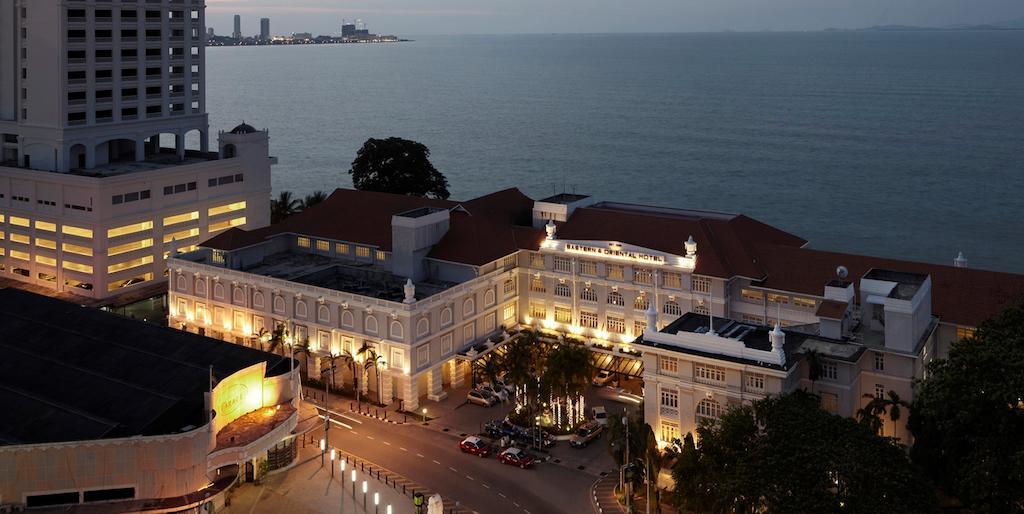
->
[448,467,458,473]
[351,430,359,435]
[498,493,506,498]
[432,460,441,465]
[365,435,375,440]
[399,447,408,452]
[327,418,353,430]
[465,475,474,481]
[513,502,520,507]
[382,441,391,446]
[339,413,364,424]
[416,453,425,458]
[482,483,491,489]
[524,510,531,514]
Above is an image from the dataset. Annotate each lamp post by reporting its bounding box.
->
[330,448,336,478]
[340,459,346,514]
[362,480,368,510]
[534,416,540,450]
[320,438,326,467]
[422,407,427,423]
[387,505,392,514]
[374,491,380,514]
[351,470,356,498]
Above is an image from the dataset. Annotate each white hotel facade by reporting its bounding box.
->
[166,189,1024,440]
[0,0,271,299]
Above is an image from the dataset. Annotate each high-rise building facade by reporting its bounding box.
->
[259,17,269,42]
[0,1,272,300]
[232,13,240,39]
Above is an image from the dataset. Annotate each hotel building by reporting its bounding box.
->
[0,289,300,511]
[0,0,271,299]
[166,188,1024,439]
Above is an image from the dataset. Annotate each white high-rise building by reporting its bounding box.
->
[232,13,240,39]
[0,0,273,300]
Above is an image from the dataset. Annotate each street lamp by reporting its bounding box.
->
[339,459,346,514]
[320,438,326,466]
[422,407,427,423]
[387,505,392,514]
[351,470,356,497]
[374,492,380,514]
[362,480,368,510]
[330,448,336,477]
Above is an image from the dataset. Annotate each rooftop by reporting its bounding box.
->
[0,289,292,446]
[539,193,590,204]
[67,150,219,178]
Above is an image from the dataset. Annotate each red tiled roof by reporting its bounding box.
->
[754,244,1024,328]
[555,205,807,279]
[202,226,275,252]
[427,188,539,266]
[816,299,849,319]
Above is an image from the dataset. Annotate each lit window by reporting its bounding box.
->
[163,227,199,243]
[660,356,679,373]
[9,249,29,260]
[34,220,56,232]
[956,326,976,340]
[529,302,546,319]
[108,238,153,256]
[660,421,680,445]
[500,304,515,321]
[553,257,571,273]
[62,260,93,274]
[691,276,711,294]
[316,240,329,251]
[375,250,387,261]
[662,272,682,289]
[62,224,93,238]
[107,220,153,238]
[794,297,817,309]
[297,236,310,248]
[745,373,765,392]
[208,201,246,217]
[356,246,371,258]
[633,320,647,337]
[768,293,790,305]
[35,238,57,250]
[579,311,598,328]
[163,211,199,226]
[336,242,350,254]
[634,267,653,285]
[503,279,516,295]
[741,288,764,302]
[35,255,57,266]
[208,216,245,232]
[607,264,624,281]
[695,364,726,384]
[60,242,92,257]
[107,255,153,274]
[9,216,30,227]
[607,316,625,334]
[634,294,649,311]
[554,306,572,324]
[531,252,545,268]
[9,233,29,244]
[742,314,765,325]
[530,277,546,293]
[579,260,597,276]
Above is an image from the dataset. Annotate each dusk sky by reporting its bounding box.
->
[206,0,1024,37]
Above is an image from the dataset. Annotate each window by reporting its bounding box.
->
[208,216,245,232]
[441,333,453,355]
[416,318,430,338]
[530,277,546,293]
[356,246,371,258]
[607,291,624,306]
[553,257,571,273]
[440,307,453,327]
[580,287,597,303]
[794,297,817,308]
[531,252,545,268]
[9,216,29,227]
[607,315,625,334]
[634,294,649,311]
[695,364,726,385]
[660,356,679,373]
[163,227,199,243]
[579,260,597,276]
[484,289,496,307]
[554,306,572,324]
[820,393,839,414]
[741,288,764,302]
[463,297,475,316]
[62,260,93,274]
[35,255,57,266]
[194,278,207,296]
[341,309,354,328]
[580,311,598,329]
[821,360,838,381]
[163,181,196,195]
[634,267,653,285]
[956,326,976,340]
[463,323,475,343]
[484,312,496,333]
[529,302,546,319]
[365,315,379,335]
[9,233,29,244]
[295,300,307,319]
[390,320,404,340]
[253,291,265,309]
[316,240,329,252]
[209,201,246,217]
[607,264,624,281]
[108,221,153,238]
[62,225,93,239]
[297,237,310,248]
[34,221,56,232]
[336,243,350,254]
[318,305,330,323]
[375,250,387,262]
[660,421,680,445]
[768,293,790,305]
[62,243,93,257]
[501,254,516,269]
[873,352,885,371]
[696,398,724,423]
[163,211,199,226]
[692,276,711,294]
[633,320,647,337]
[663,300,682,316]
[213,282,225,299]
[694,302,710,316]
[742,314,765,325]
[107,255,153,274]
[874,384,885,399]
[554,283,571,298]
[660,388,679,409]
[745,373,765,392]
[273,295,285,314]
[503,303,516,322]
[663,272,682,289]
[108,238,153,256]
[410,344,426,367]
[503,279,516,295]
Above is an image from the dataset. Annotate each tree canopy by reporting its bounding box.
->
[673,391,936,514]
[909,301,1024,512]
[349,137,450,199]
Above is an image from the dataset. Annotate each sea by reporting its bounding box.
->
[203,32,1024,273]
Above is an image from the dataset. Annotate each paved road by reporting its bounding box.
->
[312,410,597,514]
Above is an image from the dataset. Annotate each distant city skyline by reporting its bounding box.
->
[206,0,1024,36]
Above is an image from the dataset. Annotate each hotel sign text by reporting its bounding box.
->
[564,243,666,265]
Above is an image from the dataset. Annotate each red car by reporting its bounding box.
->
[459,436,493,457]
[497,447,536,469]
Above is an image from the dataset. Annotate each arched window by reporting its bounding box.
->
[463,297,475,317]
[634,294,649,311]
[253,291,264,309]
[484,289,496,307]
[365,315,378,335]
[580,287,597,302]
[194,278,205,295]
[440,307,453,327]
[607,291,624,306]
[390,320,404,340]
[177,275,188,292]
[341,309,354,328]
[696,398,724,424]
[416,317,430,338]
[273,295,285,314]
[213,282,225,299]
[663,300,682,316]
[295,300,307,319]
[318,305,330,323]
[233,286,245,305]
[554,283,571,298]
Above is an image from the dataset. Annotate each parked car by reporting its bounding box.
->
[592,370,613,387]
[478,384,508,402]
[459,436,493,457]
[467,389,498,407]
[592,406,608,426]
[498,447,536,469]
[570,421,605,448]
[493,376,516,395]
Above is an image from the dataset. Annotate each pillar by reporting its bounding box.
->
[402,374,419,412]
[360,370,369,395]
[311,355,325,382]
[135,138,146,161]
[380,370,394,406]
[175,133,185,160]
[84,143,96,169]
[427,366,446,401]
[200,129,209,153]
[450,360,465,389]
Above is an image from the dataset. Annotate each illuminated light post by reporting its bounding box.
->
[374,491,380,514]
[422,407,427,423]
[351,470,356,497]
[340,459,346,514]
[362,480,368,510]
[320,438,326,466]
[387,505,392,514]
[330,448,336,477]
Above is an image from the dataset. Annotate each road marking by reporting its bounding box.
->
[465,475,474,481]
[448,467,458,473]
[524,510,531,514]
[416,453,424,458]
[432,460,441,465]
[339,413,364,424]
[513,502,520,507]
[498,493,506,498]
[382,441,391,446]
[365,435,374,440]
[482,483,491,489]
[328,418,353,430]
[351,430,359,435]
[399,447,408,452]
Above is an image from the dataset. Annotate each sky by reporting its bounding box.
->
[205,0,1024,37]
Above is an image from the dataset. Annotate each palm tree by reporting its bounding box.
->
[337,349,361,410]
[300,190,329,210]
[503,333,541,410]
[270,191,300,223]
[473,353,503,391]
[263,324,287,354]
[292,337,311,380]
[355,342,386,405]
[804,348,822,394]
[543,342,594,399]
[856,390,911,436]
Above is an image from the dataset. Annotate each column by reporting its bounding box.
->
[175,133,185,160]
[311,355,324,382]
[135,138,146,161]
[360,370,369,395]
[199,129,209,153]
[450,359,465,389]
[402,374,419,412]
[84,143,96,169]
[380,370,394,406]
[427,366,446,401]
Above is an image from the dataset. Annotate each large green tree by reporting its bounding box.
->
[349,137,450,199]
[673,391,936,513]
[909,302,1024,512]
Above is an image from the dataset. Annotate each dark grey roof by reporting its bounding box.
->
[0,289,293,446]
[229,122,257,134]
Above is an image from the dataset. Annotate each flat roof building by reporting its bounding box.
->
[0,288,300,511]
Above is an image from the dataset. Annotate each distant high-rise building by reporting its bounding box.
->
[260,18,270,42]
[342,19,356,37]
[207,27,215,39]
[232,14,241,39]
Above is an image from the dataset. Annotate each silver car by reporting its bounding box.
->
[467,389,497,407]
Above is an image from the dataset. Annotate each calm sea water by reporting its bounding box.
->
[204,32,1024,273]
